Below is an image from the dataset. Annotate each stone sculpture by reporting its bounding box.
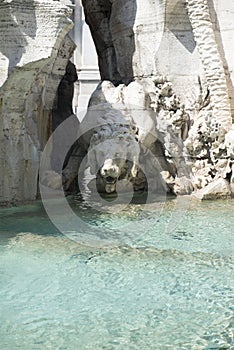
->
[42,78,194,195]
[76,0,234,199]
[2,0,234,203]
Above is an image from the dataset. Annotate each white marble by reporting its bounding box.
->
[2,0,234,203]
[0,0,75,204]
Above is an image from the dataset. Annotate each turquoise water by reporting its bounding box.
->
[0,196,233,349]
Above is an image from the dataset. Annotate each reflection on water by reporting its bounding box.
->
[0,197,233,349]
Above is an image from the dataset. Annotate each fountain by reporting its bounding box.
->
[0,1,233,349]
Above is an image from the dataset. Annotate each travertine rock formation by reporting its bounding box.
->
[2,0,234,203]
[0,0,75,204]
[42,78,193,196]
[80,0,234,199]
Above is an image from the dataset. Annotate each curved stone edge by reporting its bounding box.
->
[0,1,75,204]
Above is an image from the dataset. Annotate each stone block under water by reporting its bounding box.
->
[192,178,231,200]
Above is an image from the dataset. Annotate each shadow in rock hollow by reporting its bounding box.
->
[166,0,196,53]
[0,1,37,74]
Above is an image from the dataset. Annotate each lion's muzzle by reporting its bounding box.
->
[100,159,120,178]
[99,159,121,193]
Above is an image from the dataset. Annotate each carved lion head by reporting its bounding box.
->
[87,124,140,193]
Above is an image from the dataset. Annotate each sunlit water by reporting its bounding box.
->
[0,195,233,350]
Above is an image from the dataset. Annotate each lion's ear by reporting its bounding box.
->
[88,148,98,175]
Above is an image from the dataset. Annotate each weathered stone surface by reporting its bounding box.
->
[81,78,194,195]
[64,0,234,198]
[82,0,234,121]
[42,78,194,195]
[82,0,199,97]
[0,0,75,204]
[2,0,234,203]
[185,0,232,131]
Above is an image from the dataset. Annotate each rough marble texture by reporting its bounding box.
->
[81,0,234,199]
[2,0,234,203]
[185,0,232,131]
[0,0,75,204]
[42,79,194,196]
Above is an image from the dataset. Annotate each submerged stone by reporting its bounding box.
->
[192,178,231,200]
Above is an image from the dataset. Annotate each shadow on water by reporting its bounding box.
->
[0,190,173,247]
[1,191,234,257]
[0,201,61,246]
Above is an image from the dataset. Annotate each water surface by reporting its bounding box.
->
[0,197,233,349]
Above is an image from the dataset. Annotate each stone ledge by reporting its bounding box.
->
[192,178,231,200]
